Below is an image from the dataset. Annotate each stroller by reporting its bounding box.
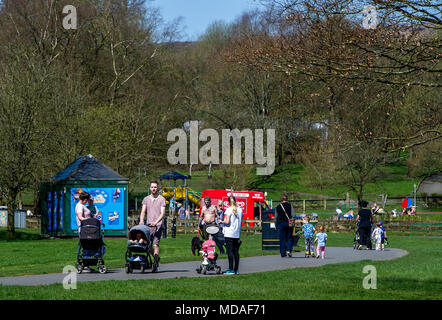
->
[353,222,376,250]
[125,224,154,273]
[196,224,222,275]
[76,218,107,274]
[353,221,360,250]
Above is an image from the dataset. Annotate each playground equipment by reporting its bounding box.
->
[162,186,201,207]
[159,171,201,209]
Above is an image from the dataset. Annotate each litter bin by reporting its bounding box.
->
[262,209,300,251]
[15,210,27,228]
[262,209,279,251]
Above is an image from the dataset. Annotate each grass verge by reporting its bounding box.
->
[0,233,441,300]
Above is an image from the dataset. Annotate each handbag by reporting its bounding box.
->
[280,203,295,228]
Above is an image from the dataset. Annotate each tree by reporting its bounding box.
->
[0,48,59,239]
[0,0,186,238]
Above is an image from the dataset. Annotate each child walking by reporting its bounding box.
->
[372,223,384,251]
[380,221,388,250]
[302,216,316,257]
[314,226,327,259]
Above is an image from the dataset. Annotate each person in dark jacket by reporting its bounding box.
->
[275,194,296,257]
[356,200,374,250]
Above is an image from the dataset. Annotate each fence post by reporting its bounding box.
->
[303,200,306,213]
[324,199,327,210]
[171,217,176,238]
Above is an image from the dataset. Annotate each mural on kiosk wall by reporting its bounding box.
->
[70,187,124,230]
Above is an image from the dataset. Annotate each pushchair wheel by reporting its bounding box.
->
[99,265,107,274]
[202,266,207,275]
[140,264,145,274]
[216,266,221,274]
[76,263,83,274]
[196,266,201,274]
[125,265,132,274]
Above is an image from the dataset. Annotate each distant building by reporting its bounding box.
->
[417,173,442,196]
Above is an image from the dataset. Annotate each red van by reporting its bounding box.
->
[200,189,270,226]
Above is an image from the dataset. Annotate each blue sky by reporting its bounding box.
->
[152,0,264,41]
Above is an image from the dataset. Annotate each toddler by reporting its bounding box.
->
[302,216,316,257]
[314,225,327,259]
[380,221,388,250]
[372,223,384,251]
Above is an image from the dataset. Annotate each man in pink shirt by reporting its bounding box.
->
[139,181,166,272]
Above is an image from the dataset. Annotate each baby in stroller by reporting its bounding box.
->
[76,218,107,274]
[125,224,153,273]
[196,224,222,275]
[129,231,147,245]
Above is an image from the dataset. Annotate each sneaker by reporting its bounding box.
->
[286,251,292,258]
[316,254,320,259]
[224,270,235,275]
[235,270,239,275]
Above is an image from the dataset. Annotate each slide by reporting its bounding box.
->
[187,188,201,207]
[162,187,201,207]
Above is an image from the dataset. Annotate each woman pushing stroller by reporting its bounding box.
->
[219,195,243,275]
[75,192,107,274]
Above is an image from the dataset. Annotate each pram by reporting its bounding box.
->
[125,224,154,273]
[196,224,222,275]
[354,221,376,250]
[353,221,360,250]
[76,218,107,274]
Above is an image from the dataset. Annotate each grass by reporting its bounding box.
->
[249,164,422,201]
[0,232,278,277]
[0,231,441,300]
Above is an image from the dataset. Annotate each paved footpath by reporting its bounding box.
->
[0,247,408,286]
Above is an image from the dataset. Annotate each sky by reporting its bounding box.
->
[151,0,264,41]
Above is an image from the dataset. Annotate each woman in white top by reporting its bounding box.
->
[219,196,243,275]
[76,192,92,231]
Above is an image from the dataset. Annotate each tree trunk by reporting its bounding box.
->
[357,185,364,209]
[278,142,283,166]
[6,191,18,240]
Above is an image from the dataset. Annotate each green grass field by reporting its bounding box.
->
[1,231,441,300]
[249,164,423,201]
[4,163,440,300]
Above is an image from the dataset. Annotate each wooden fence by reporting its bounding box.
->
[128,216,263,234]
[24,214,441,236]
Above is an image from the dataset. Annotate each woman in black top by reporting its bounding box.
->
[275,194,296,257]
[356,201,374,250]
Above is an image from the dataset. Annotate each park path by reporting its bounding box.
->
[0,247,407,286]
